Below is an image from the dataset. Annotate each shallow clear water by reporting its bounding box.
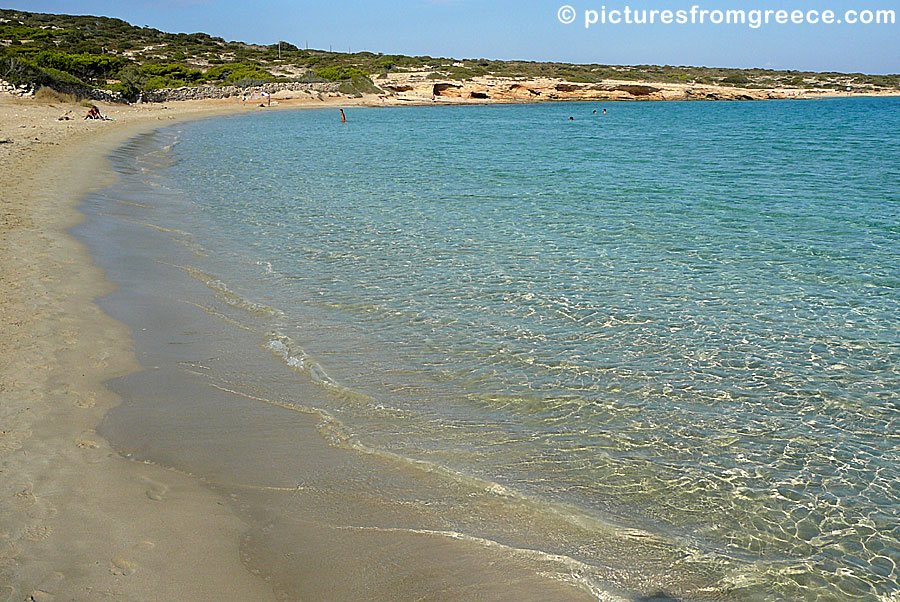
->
[91,99,900,600]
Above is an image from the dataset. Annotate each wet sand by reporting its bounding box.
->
[0,95,283,601]
[0,96,600,601]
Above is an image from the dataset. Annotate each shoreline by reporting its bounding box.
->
[0,96,281,601]
[3,93,896,600]
[1,95,607,601]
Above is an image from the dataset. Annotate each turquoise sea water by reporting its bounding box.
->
[88,98,899,600]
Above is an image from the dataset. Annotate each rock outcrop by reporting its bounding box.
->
[373,72,789,103]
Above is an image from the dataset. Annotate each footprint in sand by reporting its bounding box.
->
[0,537,20,560]
[92,352,111,370]
[11,484,57,521]
[11,484,35,510]
[74,431,108,464]
[142,478,169,502]
[26,498,57,521]
[29,572,64,601]
[107,541,154,577]
[0,584,13,602]
[73,391,96,409]
[0,430,32,454]
[109,557,137,576]
[133,540,155,553]
[23,524,52,542]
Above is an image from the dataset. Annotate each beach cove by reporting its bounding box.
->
[0,96,607,601]
[2,94,900,602]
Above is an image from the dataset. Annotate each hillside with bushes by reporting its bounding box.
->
[1,8,898,101]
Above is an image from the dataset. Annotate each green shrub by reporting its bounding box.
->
[204,62,274,84]
[31,49,124,81]
[0,52,87,89]
[111,63,144,99]
[337,81,362,97]
[314,66,369,81]
[0,24,56,41]
[139,62,205,88]
[342,75,381,95]
[720,73,750,85]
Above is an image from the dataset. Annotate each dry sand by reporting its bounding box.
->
[0,94,323,601]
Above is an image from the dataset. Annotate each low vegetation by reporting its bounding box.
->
[1,8,897,100]
[32,85,76,103]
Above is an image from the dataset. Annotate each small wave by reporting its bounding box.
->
[331,523,628,601]
[128,219,192,238]
[118,219,207,257]
[265,332,374,407]
[168,263,286,318]
[111,198,154,209]
[266,333,336,387]
[185,368,725,600]
[256,260,276,275]
[179,300,255,332]
[170,369,649,601]
[262,335,679,550]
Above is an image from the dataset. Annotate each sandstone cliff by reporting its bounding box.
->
[374,71,796,103]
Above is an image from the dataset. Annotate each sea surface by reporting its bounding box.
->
[78,98,900,601]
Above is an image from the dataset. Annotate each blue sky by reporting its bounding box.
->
[7,0,899,73]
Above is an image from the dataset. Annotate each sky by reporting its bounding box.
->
[6,0,899,73]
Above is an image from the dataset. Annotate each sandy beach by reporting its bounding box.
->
[0,95,602,601]
[5,90,898,602]
[0,95,283,600]
[3,3,896,598]
[0,92,413,600]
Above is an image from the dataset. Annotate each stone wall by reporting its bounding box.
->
[0,78,33,97]
[86,88,126,103]
[0,78,125,101]
[0,78,342,104]
[140,82,341,103]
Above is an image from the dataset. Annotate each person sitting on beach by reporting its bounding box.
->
[85,106,102,120]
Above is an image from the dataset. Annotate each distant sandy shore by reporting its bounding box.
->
[0,93,365,601]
